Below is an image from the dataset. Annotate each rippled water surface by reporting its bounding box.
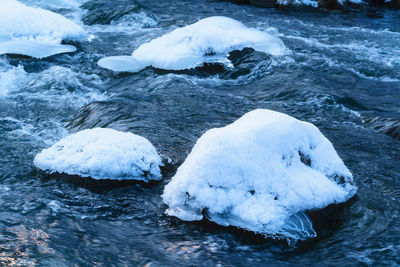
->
[1,0,400,265]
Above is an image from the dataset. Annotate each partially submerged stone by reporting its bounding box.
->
[34,128,162,181]
[98,16,285,72]
[163,109,356,241]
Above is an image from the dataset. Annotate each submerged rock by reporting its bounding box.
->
[249,0,277,7]
[388,0,400,8]
[0,0,87,58]
[64,93,253,165]
[34,128,162,181]
[364,116,400,141]
[98,16,285,73]
[81,0,141,25]
[163,109,356,241]
[65,101,130,132]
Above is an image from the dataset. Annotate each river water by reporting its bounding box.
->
[0,0,399,265]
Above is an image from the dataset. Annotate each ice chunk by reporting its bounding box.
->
[98,16,285,73]
[0,0,86,58]
[0,37,77,59]
[34,128,162,181]
[98,56,147,73]
[162,109,357,241]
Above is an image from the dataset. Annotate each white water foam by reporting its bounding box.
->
[0,63,106,107]
[88,12,159,34]
[0,64,28,96]
[0,116,68,147]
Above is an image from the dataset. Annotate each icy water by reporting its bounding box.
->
[1,0,400,265]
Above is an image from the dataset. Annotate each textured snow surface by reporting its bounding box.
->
[34,128,162,181]
[0,0,86,58]
[98,16,285,72]
[163,109,357,240]
[277,0,319,7]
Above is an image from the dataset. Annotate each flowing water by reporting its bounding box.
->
[0,0,399,265]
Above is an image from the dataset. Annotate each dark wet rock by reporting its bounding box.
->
[318,0,342,9]
[305,196,356,242]
[388,0,400,8]
[335,96,369,111]
[223,48,271,80]
[153,48,271,80]
[366,0,386,5]
[249,0,277,7]
[81,0,141,25]
[217,0,277,7]
[65,101,132,131]
[218,0,277,7]
[221,0,400,9]
[364,116,400,141]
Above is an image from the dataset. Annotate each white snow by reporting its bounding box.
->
[277,0,319,7]
[0,0,87,58]
[34,128,163,181]
[98,56,147,73]
[98,16,285,72]
[348,0,366,4]
[162,109,357,240]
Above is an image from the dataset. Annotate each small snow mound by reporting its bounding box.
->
[277,0,319,7]
[0,0,87,58]
[162,109,357,241]
[98,16,285,73]
[98,56,146,73]
[34,128,162,181]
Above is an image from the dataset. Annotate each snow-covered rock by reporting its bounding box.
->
[34,128,162,181]
[162,109,357,241]
[98,16,285,72]
[0,0,87,58]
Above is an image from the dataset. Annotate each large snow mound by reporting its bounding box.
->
[98,16,285,72]
[0,0,87,58]
[34,128,162,181]
[163,109,357,241]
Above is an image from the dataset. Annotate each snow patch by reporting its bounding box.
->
[0,0,87,58]
[98,16,285,73]
[277,0,319,7]
[163,109,356,241]
[34,128,162,181]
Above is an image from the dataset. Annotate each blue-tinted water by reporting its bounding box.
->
[0,0,400,265]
